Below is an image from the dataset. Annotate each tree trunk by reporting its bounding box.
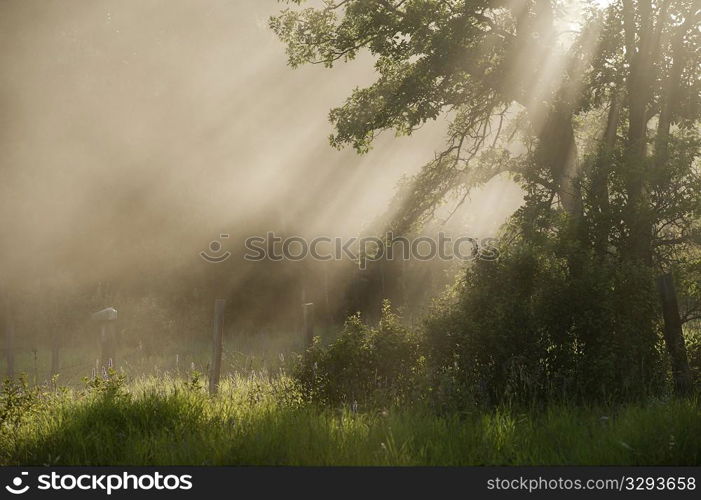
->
[651,8,695,397]
[620,1,695,396]
[591,91,620,257]
[622,0,655,264]
[657,273,693,396]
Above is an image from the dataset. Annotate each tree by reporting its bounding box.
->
[271,0,701,396]
[271,0,584,224]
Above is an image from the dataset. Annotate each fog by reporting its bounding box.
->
[0,1,527,380]
[0,0,523,282]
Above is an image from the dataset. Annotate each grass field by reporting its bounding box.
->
[1,373,699,466]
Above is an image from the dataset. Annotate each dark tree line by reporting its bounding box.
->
[272,0,701,399]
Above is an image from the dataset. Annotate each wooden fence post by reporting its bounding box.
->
[4,296,15,379]
[209,299,226,395]
[105,322,116,369]
[32,348,38,385]
[50,337,60,379]
[91,307,118,372]
[303,302,315,347]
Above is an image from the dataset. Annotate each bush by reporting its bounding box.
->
[0,376,42,433]
[82,369,129,404]
[686,325,701,390]
[425,241,666,409]
[294,300,425,408]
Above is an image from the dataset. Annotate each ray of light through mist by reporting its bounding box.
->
[0,0,528,290]
[0,0,615,366]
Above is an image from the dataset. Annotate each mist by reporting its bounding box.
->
[1,0,698,471]
[0,0,523,381]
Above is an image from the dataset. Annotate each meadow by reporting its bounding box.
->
[1,371,699,466]
[2,0,700,475]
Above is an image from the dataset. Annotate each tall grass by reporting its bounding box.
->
[1,374,699,466]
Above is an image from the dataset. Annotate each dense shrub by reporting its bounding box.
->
[294,300,425,408]
[424,241,666,408]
